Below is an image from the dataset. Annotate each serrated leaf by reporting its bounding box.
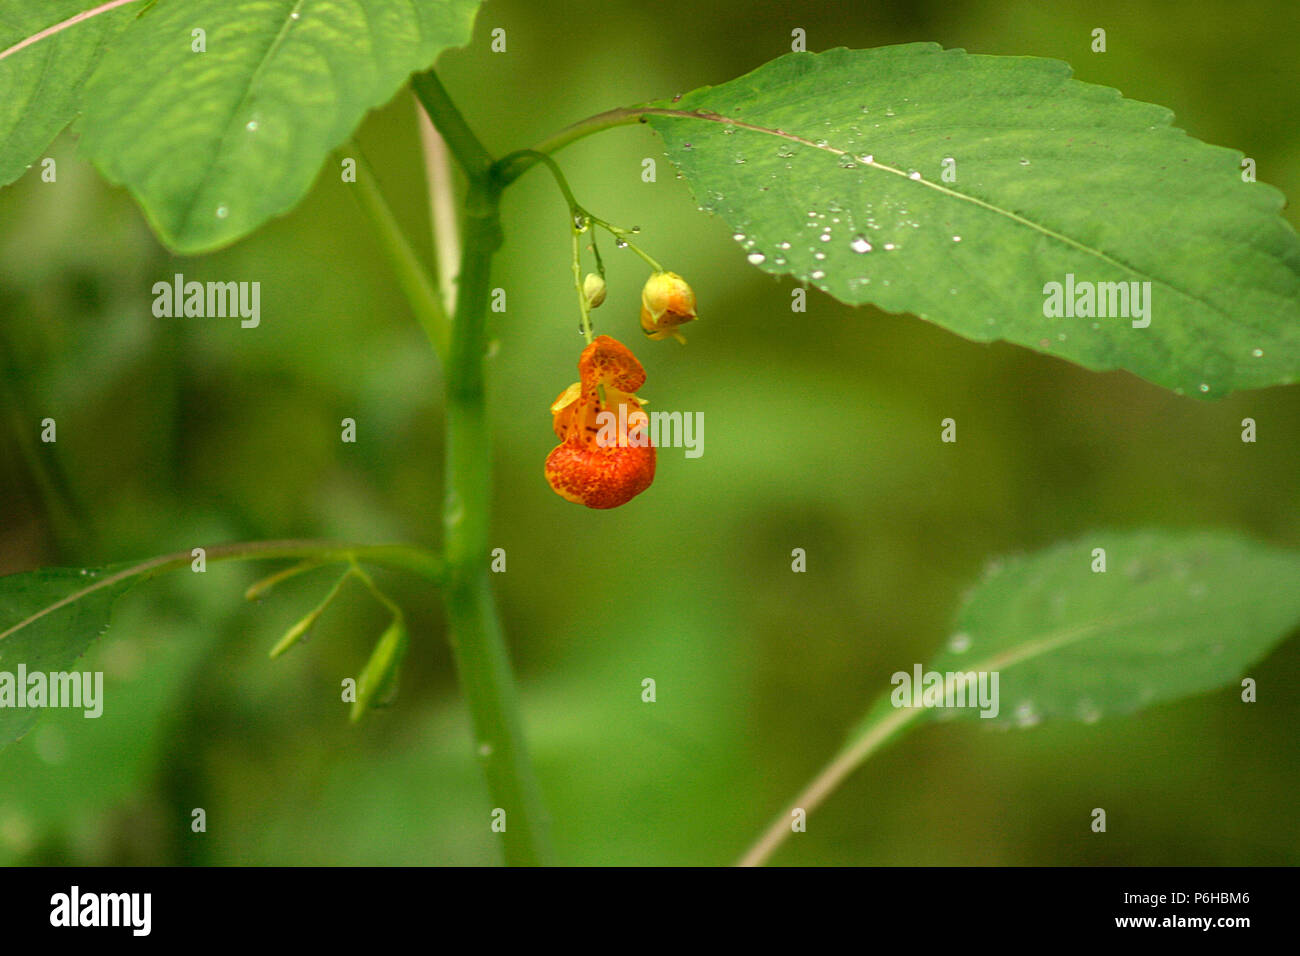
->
[921,529,1300,726]
[646,45,1300,397]
[77,0,482,253]
[0,563,150,747]
[0,0,137,186]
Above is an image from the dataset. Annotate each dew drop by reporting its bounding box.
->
[907,170,922,180]
[859,154,874,164]
[215,204,229,219]
[776,241,791,250]
[614,239,628,249]
[819,232,831,242]
[747,252,766,264]
[1251,348,1264,358]
[1198,383,1210,393]
[732,232,746,241]
[813,251,826,260]
[951,235,961,242]
[882,242,896,251]
[245,119,259,132]
[1076,700,1102,725]
[850,234,872,253]
[290,11,300,19]
[1014,702,1041,728]
[1018,158,1031,166]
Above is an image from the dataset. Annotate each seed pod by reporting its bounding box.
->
[350,616,409,722]
[268,605,323,659]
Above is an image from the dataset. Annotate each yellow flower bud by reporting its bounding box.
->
[583,272,607,308]
[640,271,697,342]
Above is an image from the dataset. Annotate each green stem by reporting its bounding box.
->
[349,144,451,363]
[736,701,922,867]
[414,72,553,867]
[443,179,551,866]
[493,108,648,185]
[497,149,584,215]
[0,539,443,646]
[495,149,663,276]
[411,71,495,181]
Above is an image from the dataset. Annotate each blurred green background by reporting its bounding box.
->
[2,0,1298,865]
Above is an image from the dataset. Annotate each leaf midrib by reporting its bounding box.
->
[645,107,1237,328]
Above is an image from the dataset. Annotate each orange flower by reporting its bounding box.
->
[640,271,698,342]
[545,336,656,509]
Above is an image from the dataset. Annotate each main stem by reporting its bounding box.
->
[415,70,552,866]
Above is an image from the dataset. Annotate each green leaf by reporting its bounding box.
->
[646,45,1300,397]
[843,529,1300,747]
[923,529,1300,727]
[743,529,1300,865]
[77,0,482,253]
[0,577,228,863]
[0,0,137,187]
[0,563,153,748]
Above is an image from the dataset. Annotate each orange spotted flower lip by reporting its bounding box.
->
[546,335,656,509]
